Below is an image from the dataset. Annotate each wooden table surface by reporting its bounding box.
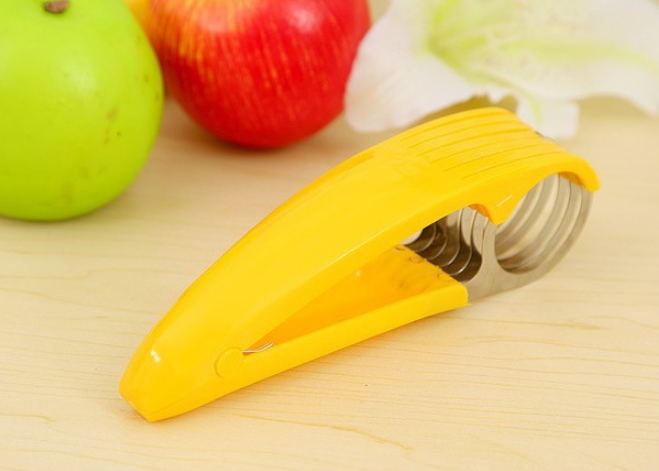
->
[1,98,658,471]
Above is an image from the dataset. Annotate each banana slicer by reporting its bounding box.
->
[120,108,599,421]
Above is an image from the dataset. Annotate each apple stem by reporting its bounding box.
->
[43,0,70,14]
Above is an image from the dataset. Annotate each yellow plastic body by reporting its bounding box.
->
[120,108,599,421]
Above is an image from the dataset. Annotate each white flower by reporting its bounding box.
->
[345,0,659,139]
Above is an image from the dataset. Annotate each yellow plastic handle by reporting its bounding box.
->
[213,246,467,403]
[120,108,599,421]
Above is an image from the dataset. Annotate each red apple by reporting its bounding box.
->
[148,0,370,148]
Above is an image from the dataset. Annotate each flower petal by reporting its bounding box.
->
[462,0,659,119]
[345,0,475,132]
[346,0,659,137]
[512,93,580,139]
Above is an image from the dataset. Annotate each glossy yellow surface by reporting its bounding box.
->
[4,98,657,471]
[120,107,599,421]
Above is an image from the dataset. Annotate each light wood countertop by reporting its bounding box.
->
[1,98,658,471]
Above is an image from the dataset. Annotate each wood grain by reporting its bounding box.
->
[1,98,658,471]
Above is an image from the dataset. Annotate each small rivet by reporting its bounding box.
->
[215,349,244,378]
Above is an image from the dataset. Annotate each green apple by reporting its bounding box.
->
[0,0,163,221]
